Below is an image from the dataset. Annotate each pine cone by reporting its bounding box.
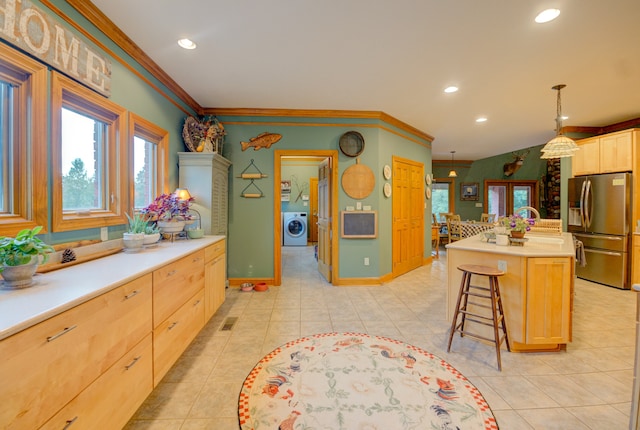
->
[61,249,76,263]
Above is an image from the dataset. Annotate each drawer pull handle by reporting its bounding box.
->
[193,299,201,306]
[124,290,140,300]
[125,356,142,370]
[63,416,78,429]
[167,270,177,277]
[168,322,178,330]
[193,257,202,263]
[47,325,77,342]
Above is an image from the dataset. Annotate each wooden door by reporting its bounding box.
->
[392,157,424,278]
[309,177,318,242]
[317,158,332,282]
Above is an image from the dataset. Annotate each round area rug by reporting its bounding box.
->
[239,332,497,430]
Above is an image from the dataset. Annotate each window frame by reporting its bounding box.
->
[432,177,455,216]
[483,179,539,217]
[51,72,128,232]
[0,44,48,236]
[128,112,169,209]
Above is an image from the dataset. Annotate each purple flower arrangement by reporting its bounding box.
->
[501,213,535,233]
[140,193,194,221]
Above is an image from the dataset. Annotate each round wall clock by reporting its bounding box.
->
[383,165,392,180]
[339,131,365,157]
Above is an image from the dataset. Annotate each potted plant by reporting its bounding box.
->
[143,223,161,245]
[501,214,534,238]
[0,226,54,288]
[141,193,194,233]
[124,212,148,251]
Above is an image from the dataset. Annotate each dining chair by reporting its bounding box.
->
[446,214,462,243]
[481,213,496,223]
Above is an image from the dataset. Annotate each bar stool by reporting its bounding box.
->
[447,264,510,370]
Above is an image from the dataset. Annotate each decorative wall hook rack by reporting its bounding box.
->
[238,159,267,179]
[241,179,264,198]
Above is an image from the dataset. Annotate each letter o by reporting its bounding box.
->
[19,9,50,55]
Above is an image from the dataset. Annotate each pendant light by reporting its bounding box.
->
[448,151,457,177]
[540,84,578,159]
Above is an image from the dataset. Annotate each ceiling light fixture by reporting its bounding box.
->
[444,86,459,93]
[177,38,197,50]
[535,9,560,23]
[476,117,487,123]
[448,151,458,177]
[540,84,579,159]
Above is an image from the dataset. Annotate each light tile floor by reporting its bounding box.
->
[125,245,637,429]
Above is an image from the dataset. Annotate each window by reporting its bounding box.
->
[52,72,128,232]
[0,44,47,236]
[485,180,538,217]
[432,178,455,219]
[129,113,169,209]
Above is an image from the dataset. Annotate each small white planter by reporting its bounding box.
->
[1,260,38,289]
[123,232,145,251]
[143,233,161,245]
[157,220,186,233]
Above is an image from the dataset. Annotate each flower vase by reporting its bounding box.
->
[157,220,186,233]
[510,230,526,239]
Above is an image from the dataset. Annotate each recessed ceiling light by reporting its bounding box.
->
[178,38,197,50]
[535,9,560,23]
[444,86,459,93]
[476,117,488,123]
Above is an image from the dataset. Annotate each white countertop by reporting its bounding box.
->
[445,232,576,257]
[0,236,224,341]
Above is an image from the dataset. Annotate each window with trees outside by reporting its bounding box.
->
[0,45,47,237]
[484,180,538,217]
[129,112,169,210]
[51,72,128,232]
[431,178,455,220]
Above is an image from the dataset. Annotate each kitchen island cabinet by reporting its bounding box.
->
[0,236,225,430]
[446,233,575,352]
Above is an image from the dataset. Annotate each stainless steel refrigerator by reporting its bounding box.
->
[567,172,632,289]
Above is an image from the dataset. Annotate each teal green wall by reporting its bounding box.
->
[433,144,548,220]
[19,1,197,246]
[215,115,431,280]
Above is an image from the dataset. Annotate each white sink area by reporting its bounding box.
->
[526,235,565,244]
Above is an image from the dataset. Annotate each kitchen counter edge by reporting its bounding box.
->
[0,236,225,341]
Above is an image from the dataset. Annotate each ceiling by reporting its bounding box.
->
[88,0,640,161]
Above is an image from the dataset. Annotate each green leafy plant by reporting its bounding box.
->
[144,223,160,235]
[0,226,54,270]
[126,212,149,234]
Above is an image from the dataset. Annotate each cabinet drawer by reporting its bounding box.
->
[40,333,153,430]
[153,290,205,386]
[153,250,205,327]
[205,239,225,262]
[0,274,152,430]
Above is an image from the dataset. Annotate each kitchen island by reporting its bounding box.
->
[446,232,575,352]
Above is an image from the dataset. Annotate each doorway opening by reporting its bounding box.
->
[273,150,338,286]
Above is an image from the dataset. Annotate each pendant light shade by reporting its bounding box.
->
[448,151,457,177]
[540,84,578,159]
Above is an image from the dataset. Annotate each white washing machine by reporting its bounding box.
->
[283,212,308,246]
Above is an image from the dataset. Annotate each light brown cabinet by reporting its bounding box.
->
[633,235,640,285]
[205,239,226,321]
[525,257,573,344]
[0,274,153,430]
[447,249,573,352]
[572,129,636,176]
[0,239,226,429]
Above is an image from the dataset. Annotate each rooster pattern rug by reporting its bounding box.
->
[238,332,497,429]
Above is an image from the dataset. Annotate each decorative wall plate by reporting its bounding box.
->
[383,182,392,198]
[425,187,431,199]
[339,131,365,157]
[426,174,432,185]
[383,165,391,180]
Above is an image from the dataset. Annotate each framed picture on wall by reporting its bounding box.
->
[460,182,479,201]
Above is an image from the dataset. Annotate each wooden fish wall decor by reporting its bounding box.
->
[240,132,282,151]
